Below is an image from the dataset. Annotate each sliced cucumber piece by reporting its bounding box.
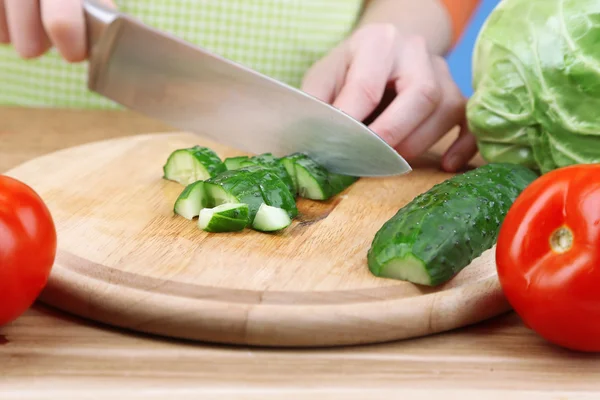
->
[163,146,226,185]
[204,202,249,220]
[231,153,295,195]
[327,173,359,197]
[204,169,265,225]
[280,153,357,200]
[246,167,298,218]
[173,181,207,220]
[367,163,539,286]
[294,157,330,200]
[198,203,249,232]
[279,154,304,194]
[251,203,292,232]
[224,156,249,170]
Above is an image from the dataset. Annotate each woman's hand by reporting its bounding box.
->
[0,0,115,62]
[301,23,478,172]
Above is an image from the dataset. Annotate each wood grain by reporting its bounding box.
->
[5,126,509,347]
[3,107,600,399]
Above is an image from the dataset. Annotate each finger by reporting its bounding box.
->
[367,35,441,147]
[5,0,51,58]
[441,121,479,172]
[0,0,9,43]
[330,24,397,122]
[301,44,349,104]
[41,0,87,62]
[394,57,466,160]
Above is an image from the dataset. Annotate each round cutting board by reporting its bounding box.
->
[5,132,510,347]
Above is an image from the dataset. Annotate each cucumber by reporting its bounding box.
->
[252,203,292,232]
[173,181,207,220]
[203,169,264,225]
[247,167,298,219]
[229,153,296,195]
[198,203,249,232]
[367,163,539,286]
[163,146,226,185]
[224,156,249,170]
[283,153,357,200]
[280,154,304,194]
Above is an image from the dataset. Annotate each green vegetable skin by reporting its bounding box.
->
[367,163,539,286]
[203,165,298,224]
[168,146,358,233]
[163,146,226,184]
[173,181,207,220]
[281,153,358,200]
[466,0,600,174]
[226,153,296,195]
[198,203,249,232]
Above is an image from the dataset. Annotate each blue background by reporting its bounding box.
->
[445,0,500,97]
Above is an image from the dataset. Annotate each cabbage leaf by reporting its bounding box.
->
[467,0,600,173]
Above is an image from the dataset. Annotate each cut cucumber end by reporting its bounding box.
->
[204,182,241,206]
[224,156,250,170]
[198,203,249,232]
[163,147,225,185]
[252,203,292,232]
[371,255,432,286]
[295,164,327,200]
[174,181,206,220]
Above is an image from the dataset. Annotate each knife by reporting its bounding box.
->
[82,0,411,177]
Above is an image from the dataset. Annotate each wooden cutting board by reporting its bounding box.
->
[4,131,510,347]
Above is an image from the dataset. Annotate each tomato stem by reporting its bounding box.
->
[550,226,573,254]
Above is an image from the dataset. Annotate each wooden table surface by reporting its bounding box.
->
[1,106,600,399]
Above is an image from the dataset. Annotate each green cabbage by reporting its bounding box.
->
[466,0,600,173]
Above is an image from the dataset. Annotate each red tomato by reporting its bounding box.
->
[496,164,600,352]
[0,175,56,326]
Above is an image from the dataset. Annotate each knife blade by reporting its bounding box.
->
[82,0,412,177]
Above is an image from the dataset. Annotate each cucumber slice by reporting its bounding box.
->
[246,167,298,218]
[280,154,304,194]
[198,203,249,232]
[173,181,207,220]
[163,146,226,185]
[251,203,292,232]
[224,156,249,170]
[203,169,265,225]
[367,163,539,286]
[294,157,330,200]
[285,154,357,200]
[327,173,359,197]
[232,153,296,195]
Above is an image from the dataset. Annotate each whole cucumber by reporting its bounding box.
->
[367,163,539,286]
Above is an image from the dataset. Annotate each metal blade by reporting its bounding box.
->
[83,1,411,177]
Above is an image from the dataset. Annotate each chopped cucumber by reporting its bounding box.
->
[279,154,305,195]
[246,166,298,218]
[198,203,249,232]
[367,163,539,286]
[294,157,330,200]
[224,156,249,170]
[252,203,292,232]
[203,169,265,225]
[167,146,360,235]
[163,146,226,185]
[228,153,296,195]
[327,173,359,197]
[173,181,207,220]
[282,153,357,200]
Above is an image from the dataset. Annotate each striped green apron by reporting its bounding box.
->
[0,0,363,108]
